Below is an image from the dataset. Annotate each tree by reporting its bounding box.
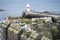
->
[51,17,57,23]
[43,11,50,14]
[22,12,26,17]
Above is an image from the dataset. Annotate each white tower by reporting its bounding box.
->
[26,4,30,12]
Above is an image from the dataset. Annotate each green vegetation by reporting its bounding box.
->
[24,19,31,24]
[26,32,31,38]
[52,26,58,35]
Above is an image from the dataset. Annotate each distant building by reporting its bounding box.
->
[22,4,49,18]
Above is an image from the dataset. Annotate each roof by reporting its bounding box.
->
[27,38,34,40]
[30,29,39,39]
[41,36,51,40]
[10,23,21,31]
[1,24,8,28]
[2,20,10,25]
[8,27,20,34]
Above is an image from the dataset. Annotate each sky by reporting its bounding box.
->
[0,0,60,16]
